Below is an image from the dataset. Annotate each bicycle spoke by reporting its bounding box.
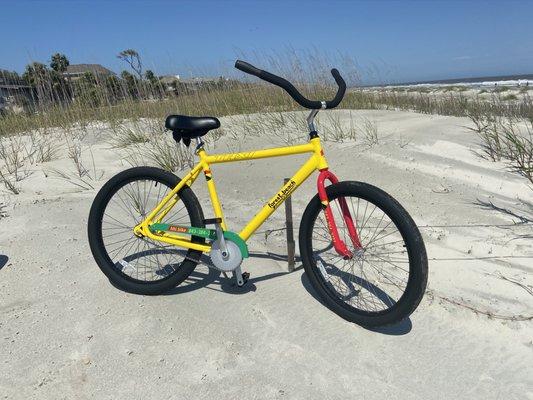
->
[100,178,192,282]
[311,195,410,314]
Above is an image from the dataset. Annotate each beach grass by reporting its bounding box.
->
[1,53,532,192]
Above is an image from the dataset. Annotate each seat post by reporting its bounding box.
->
[195,137,205,153]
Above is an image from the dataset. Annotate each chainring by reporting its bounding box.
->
[209,239,243,272]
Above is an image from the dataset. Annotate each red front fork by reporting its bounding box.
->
[317,169,362,259]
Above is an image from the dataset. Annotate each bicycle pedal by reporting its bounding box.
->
[233,268,250,287]
[235,272,249,287]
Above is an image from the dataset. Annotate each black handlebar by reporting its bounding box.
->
[235,60,346,110]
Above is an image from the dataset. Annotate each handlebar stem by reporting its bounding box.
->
[307,109,319,132]
[307,102,326,132]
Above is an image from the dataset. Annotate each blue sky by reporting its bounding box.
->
[1,0,532,84]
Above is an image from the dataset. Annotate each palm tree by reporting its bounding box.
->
[50,53,70,73]
[50,53,72,103]
[22,62,48,86]
[22,62,53,106]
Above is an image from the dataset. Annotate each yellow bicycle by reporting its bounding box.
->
[88,60,428,327]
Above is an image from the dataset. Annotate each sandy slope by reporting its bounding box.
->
[0,110,532,399]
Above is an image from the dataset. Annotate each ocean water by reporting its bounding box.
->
[375,74,533,88]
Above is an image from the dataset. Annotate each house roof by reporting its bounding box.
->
[0,69,24,85]
[64,64,115,76]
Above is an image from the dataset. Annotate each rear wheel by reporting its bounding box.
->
[88,167,205,294]
[299,181,428,327]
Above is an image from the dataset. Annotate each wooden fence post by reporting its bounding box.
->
[284,178,296,272]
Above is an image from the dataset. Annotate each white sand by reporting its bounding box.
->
[0,110,532,399]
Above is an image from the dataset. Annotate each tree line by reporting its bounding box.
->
[2,49,239,111]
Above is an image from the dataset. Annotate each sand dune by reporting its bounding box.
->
[0,110,531,399]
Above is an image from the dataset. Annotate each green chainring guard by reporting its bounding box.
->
[149,223,249,258]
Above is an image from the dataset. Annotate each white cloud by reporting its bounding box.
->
[452,55,473,61]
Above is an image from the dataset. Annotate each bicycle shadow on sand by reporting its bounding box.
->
[0,255,8,271]
[299,272,412,335]
[164,254,412,335]
[110,248,289,296]
[170,251,412,335]
[110,249,412,335]
[163,251,290,295]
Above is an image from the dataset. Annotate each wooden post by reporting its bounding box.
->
[284,178,296,272]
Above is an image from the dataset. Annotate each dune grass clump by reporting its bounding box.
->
[0,169,20,194]
[48,143,103,191]
[0,135,35,194]
[29,131,59,163]
[318,111,356,142]
[466,105,533,185]
[501,119,533,184]
[493,86,509,93]
[110,124,151,148]
[465,108,503,161]
[361,117,379,146]
[140,133,194,172]
[502,94,518,101]
[0,136,28,179]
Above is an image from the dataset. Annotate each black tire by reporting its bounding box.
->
[299,181,428,327]
[88,166,205,295]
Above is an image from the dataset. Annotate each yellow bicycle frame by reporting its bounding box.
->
[134,137,329,253]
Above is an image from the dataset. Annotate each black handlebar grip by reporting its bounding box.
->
[234,59,346,109]
[258,69,323,109]
[325,68,346,109]
[235,60,262,77]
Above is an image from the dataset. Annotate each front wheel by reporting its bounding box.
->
[299,181,428,327]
